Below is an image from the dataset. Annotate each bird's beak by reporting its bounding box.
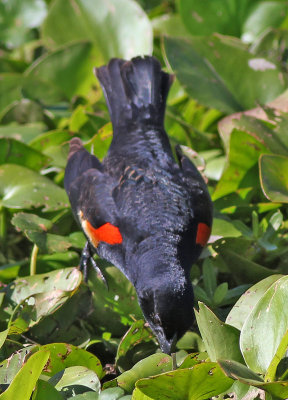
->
[155,329,177,355]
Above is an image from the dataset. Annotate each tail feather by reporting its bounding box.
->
[95,56,174,130]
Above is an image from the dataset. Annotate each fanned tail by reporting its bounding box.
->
[95,56,174,131]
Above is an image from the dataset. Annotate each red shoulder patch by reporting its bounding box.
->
[82,218,123,247]
[196,223,211,247]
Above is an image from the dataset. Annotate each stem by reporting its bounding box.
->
[0,206,7,247]
[30,244,39,276]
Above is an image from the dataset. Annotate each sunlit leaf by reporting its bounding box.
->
[42,0,152,62]
[0,164,69,211]
[259,154,288,203]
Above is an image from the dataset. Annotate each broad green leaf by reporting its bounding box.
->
[226,275,283,330]
[42,0,152,62]
[72,393,100,400]
[28,286,92,346]
[234,115,288,157]
[219,359,288,399]
[0,123,46,143]
[29,130,72,168]
[49,366,101,395]
[6,268,81,304]
[176,332,206,352]
[34,343,103,379]
[0,138,49,170]
[164,35,286,113]
[0,346,36,386]
[213,129,269,201]
[195,302,244,364]
[23,42,97,105]
[178,0,287,43]
[98,388,125,400]
[0,0,47,48]
[242,2,288,43]
[259,154,288,203]
[240,275,288,374]
[152,14,188,37]
[11,212,53,232]
[218,248,275,284]
[218,359,264,385]
[25,231,74,253]
[0,350,50,400]
[0,329,8,350]
[218,91,288,152]
[133,362,233,400]
[0,164,69,211]
[212,217,248,238]
[32,379,63,400]
[116,320,154,369]
[109,353,172,393]
[0,74,22,116]
[1,99,44,125]
[7,270,83,334]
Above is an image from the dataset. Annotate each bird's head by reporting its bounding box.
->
[136,275,194,354]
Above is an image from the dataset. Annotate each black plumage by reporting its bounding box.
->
[64,56,213,354]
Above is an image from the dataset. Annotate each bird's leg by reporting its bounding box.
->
[80,242,107,287]
[172,352,177,370]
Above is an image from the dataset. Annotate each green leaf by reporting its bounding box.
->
[218,359,264,385]
[226,275,283,330]
[133,362,233,400]
[202,258,217,298]
[259,154,288,203]
[219,359,288,399]
[213,129,269,201]
[178,0,287,43]
[164,35,286,113]
[112,353,172,393]
[49,366,101,396]
[42,0,152,62]
[0,346,36,385]
[195,302,244,364]
[218,248,275,284]
[0,138,49,170]
[35,343,103,379]
[0,164,69,211]
[23,42,97,105]
[32,379,63,400]
[0,0,47,48]
[240,275,288,374]
[116,320,154,369]
[98,388,125,400]
[0,350,50,400]
[0,123,46,143]
[242,2,288,44]
[12,212,53,232]
[29,130,72,168]
[213,282,228,305]
[25,231,74,253]
[6,268,82,304]
[0,74,22,117]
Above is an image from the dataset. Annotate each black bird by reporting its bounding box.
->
[64,56,213,354]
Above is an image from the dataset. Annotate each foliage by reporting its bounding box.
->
[1,0,288,398]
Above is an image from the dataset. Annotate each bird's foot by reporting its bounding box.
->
[80,242,107,287]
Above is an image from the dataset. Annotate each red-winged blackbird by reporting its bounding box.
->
[64,56,213,354]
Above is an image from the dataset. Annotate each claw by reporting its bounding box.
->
[80,242,108,288]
